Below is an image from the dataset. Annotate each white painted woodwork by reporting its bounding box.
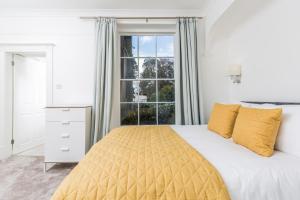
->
[45,106,91,163]
[13,55,46,154]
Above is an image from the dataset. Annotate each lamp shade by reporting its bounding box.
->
[228,64,241,76]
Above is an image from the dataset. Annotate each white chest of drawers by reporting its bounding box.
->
[44,106,91,171]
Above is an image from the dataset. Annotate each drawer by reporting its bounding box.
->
[46,108,86,122]
[45,142,85,162]
[45,122,86,162]
[45,121,86,141]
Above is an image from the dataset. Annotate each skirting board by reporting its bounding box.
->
[13,137,44,155]
[0,137,44,160]
[0,145,12,160]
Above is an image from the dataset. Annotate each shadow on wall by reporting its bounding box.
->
[202,0,275,121]
[210,0,275,42]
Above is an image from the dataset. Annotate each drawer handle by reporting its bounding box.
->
[60,147,70,152]
[61,133,70,138]
[61,121,70,125]
[62,108,70,112]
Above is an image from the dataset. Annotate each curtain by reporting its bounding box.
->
[175,17,204,125]
[91,18,116,145]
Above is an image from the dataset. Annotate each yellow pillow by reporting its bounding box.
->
[208,103,241,138]
[232,107,282,157]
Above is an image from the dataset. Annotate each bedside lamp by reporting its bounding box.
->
[228,64,241,84]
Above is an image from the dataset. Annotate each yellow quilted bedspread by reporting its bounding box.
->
[52,126,230,200]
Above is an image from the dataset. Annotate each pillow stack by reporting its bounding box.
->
[232,107,282,157]
[208,103,282,157]
[246,103,300,158]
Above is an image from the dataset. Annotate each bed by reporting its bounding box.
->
[52,126,230,200]
[173,125,300,200]
[52,102,300,200]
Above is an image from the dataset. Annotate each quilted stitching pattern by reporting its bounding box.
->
[52,126,230,200]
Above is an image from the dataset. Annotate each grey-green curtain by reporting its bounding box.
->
[175,18,203,125]
[91,18,116,145]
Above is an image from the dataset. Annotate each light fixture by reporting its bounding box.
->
[228,64,241,84]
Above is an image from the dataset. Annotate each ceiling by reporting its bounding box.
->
[0,0,205,9]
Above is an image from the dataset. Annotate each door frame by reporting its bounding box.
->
[0,43,55,159]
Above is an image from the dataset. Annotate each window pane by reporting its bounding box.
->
[157,58,174,78]
[158,103,175,124]
[121,36,138,57]
[140,103,157,125]
[139,36,156,57]
[120,34,175,127]
[158,80,175,102]
[157,36,174,57]
[120,81,139,102]
[121,103,138,125]
[139,80,156,102]
[121,58,138,79]
[139,58,156,79]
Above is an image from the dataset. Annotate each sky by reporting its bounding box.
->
[129,35,174,57]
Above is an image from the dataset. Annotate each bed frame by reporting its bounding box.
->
[242,101,300,105]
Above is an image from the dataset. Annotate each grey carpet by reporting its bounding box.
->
[0,156,75,200]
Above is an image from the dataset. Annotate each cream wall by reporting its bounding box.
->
[203,0,300,120]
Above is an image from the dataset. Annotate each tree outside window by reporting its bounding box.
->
[120,35,175,125]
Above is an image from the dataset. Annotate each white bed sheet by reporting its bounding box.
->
[171,125,300,200]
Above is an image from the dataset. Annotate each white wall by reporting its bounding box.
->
[0,16,95,105]
[203,0,300,120]
[0,53,13,158]
[0,9,204,107]
[202,0,234,37]
[199,0,235,121]
[0,13,95,159]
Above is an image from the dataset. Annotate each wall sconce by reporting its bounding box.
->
[228,64,242,84]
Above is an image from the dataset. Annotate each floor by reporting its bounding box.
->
[0,145,76,200]
[18,144,44,156]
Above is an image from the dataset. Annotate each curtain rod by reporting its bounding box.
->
[80,16,203,20]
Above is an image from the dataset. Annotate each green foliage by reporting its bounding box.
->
[120,36,175,125]
[140,58,156,78]
[159,81,175,102]
[140,104,156,125]
[121,110,138,125]
[157,58,174,78]
[139,81,156,102]
[121,37,138,102]
[158,104,175,124]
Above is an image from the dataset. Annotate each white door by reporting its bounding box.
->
[13,54,46,154]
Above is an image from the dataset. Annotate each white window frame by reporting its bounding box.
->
[119,33,175,125]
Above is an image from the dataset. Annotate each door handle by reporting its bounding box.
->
[61,121,70,125]
[60,147,70,152]
[61,133,70,138]
[61,108,70,112]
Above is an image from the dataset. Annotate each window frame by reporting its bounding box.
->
[119,33,176,126]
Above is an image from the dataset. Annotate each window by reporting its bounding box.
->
[120,35,175,125]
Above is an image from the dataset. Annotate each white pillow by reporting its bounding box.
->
[239,102,253,107]
[276,106,300,157]
[241,103,300,157]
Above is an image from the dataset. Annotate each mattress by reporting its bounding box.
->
[172,125,300,200]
